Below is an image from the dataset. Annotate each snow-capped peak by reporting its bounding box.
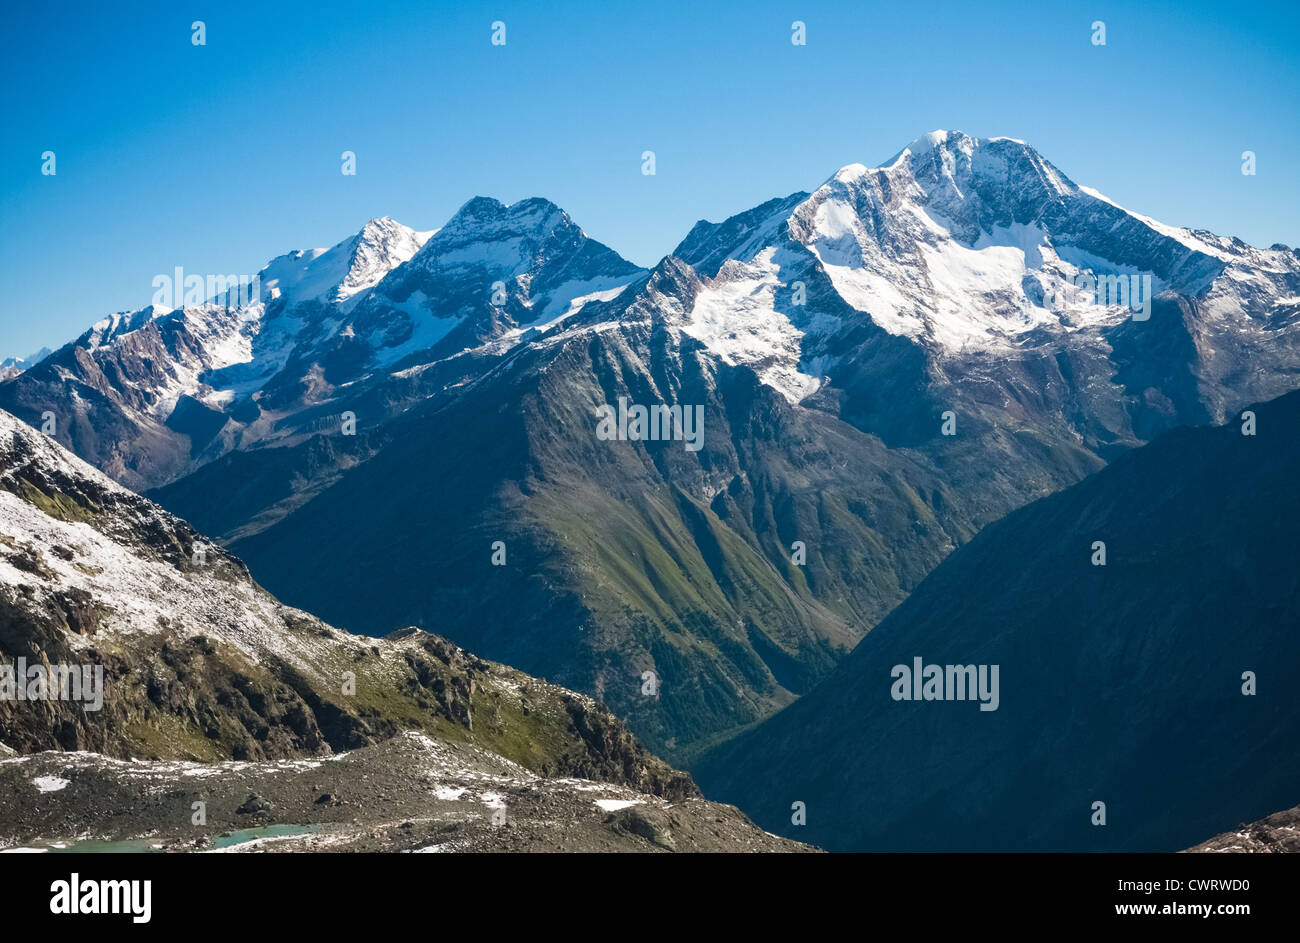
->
[0,347,53,380]
[417,196,575,256]
[897,128,976,160]
[668,130,1300,406]
[375,195,643,317]
[336,217,434,303]
[259,217,431,309]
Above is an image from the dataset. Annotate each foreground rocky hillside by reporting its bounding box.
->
[0,406,695,799]
[0,731,811,853]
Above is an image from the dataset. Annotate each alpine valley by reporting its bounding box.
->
[3,132,1299,850]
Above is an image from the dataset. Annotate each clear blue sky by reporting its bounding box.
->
[2,0,1298,358]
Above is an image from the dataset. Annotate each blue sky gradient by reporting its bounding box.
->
[2,0,1298,357]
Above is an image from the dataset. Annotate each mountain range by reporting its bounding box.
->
[0,348,51,383]
[4,129,1299,764]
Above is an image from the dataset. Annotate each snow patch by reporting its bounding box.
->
[594,798,642,812]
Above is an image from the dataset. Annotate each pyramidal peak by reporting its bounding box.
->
[338,217,434,302]
[258,216,430,309]
[384,194,643,304]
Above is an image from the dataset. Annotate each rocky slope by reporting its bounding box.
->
[0,406,812,851]
[1186,805,1300,853]
[694,388,1300,852]
[0,731,812,853]
[0,407,694,804]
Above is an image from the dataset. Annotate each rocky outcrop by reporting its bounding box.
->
[1186,807,1300,853]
